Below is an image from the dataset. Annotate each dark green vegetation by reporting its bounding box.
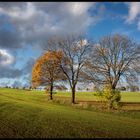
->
[0,88,140,138]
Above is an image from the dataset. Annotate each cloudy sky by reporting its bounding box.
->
[0,2,140,87]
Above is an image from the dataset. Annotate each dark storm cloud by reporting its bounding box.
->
[0,57,36,79]
[0,66,22,78]
[0,29,22,49]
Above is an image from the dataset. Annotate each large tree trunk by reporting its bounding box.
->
[72,85,76,104]
[50,84,53,100]
[112,84,116,90]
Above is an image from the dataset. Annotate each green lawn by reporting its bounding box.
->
[55,90,140,102]
[0,88,140,138]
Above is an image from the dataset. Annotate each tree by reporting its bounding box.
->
[130,85,139,92]
[46,35,91,103]
[84,34,140,108]
[32,50,65,100]
[117,86,126,91]
[22,87,26,90]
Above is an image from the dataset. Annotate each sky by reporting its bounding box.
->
[0,2,140,87]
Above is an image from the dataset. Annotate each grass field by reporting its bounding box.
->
[0,88,140,138]
[55,90,140,102]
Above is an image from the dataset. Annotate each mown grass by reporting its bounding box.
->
[0,88,140,138]
[1,88,140,102]
[55,90,140,102]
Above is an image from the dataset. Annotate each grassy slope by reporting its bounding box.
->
[0,88,140,138]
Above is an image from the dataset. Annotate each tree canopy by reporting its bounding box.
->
[32,50,65,99]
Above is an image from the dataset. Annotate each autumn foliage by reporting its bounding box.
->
[32,50,65,100]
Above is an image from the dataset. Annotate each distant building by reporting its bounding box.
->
[36,86,45,91]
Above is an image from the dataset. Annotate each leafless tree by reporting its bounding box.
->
[84,34,140,90]
[45,35,92,103]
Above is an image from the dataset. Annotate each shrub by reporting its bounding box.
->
[93,90,103,96]
[103,85,121,110]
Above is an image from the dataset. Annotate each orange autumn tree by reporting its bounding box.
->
[32,50,65,100]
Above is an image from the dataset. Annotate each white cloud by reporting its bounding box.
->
[126,2,140,23]
[76,39,88,48]
[0,2,103,81]
[0,2,35,20]
[0,2,99,46]
[126,2,140,30]
[0,49,14,66]
[65,2,94,16]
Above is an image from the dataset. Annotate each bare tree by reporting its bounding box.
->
[84,34,140,90]
[45,35,92,103]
